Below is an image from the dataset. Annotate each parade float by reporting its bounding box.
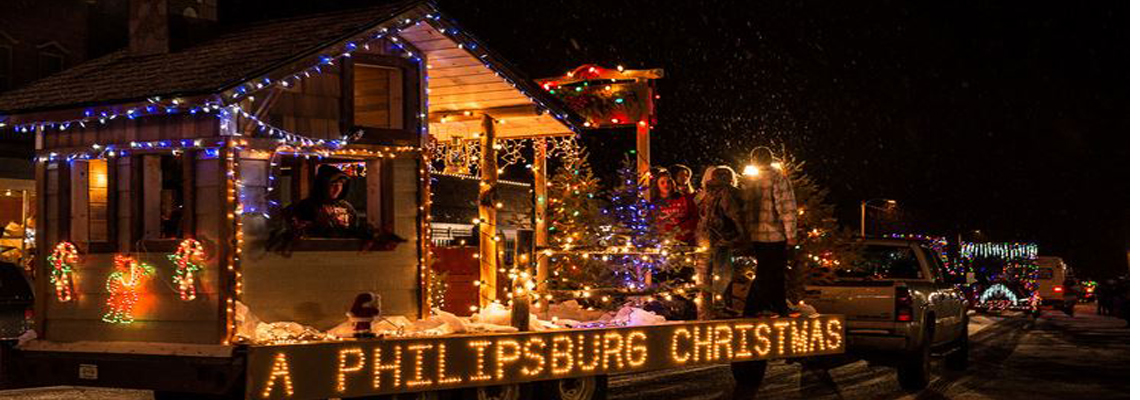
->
[0,2,844,398]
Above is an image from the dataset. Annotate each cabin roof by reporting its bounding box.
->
[0,1,581,139]
[0,2,423,115]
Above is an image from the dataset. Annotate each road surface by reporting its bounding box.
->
[610,303,1128,400]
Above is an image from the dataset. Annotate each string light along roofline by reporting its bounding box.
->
[1,4,582,137]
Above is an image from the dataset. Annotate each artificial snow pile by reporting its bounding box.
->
[236,300,669,344]
[234,302,337,344]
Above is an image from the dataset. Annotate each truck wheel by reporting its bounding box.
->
[945,315,969,371]
[538,375,608,400]
[474,383,533,400]
[730,360,769,387]
[391,390,454,400]
[898,323,932,391]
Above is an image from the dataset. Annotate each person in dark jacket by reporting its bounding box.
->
[267,164,404,255]
[695,166,747,319]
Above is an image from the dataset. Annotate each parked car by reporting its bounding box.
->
[804,238,969,391]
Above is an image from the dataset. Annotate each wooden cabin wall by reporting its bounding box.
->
[40,113,220,151]
[261,67,343,141]
[241,156,420,330]
[40,117,224,344]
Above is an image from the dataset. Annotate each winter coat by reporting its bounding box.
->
[697,182,747,247]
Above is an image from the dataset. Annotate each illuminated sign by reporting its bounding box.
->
[248,316,844,399]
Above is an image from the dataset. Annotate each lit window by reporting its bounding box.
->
[88,159,109,242]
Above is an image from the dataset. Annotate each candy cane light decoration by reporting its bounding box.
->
[169,238,206,301]
[47,242,79,302]
[102,255,155,324]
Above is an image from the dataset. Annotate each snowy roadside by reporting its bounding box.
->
[0,386,150,400]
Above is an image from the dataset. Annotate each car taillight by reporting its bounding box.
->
[1053,286,1063,293]
[895,286,913,322]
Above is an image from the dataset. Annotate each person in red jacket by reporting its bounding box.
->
[651,170,698,245]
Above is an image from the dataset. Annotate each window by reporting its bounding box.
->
[273,158,370,224]
[343,54,418,145]
[269,157,394,248]
[38,52,64,79]
[136,153,191,243]
[87,159,109,243]
[353,65,404,130]
[157,155,185,239]
[838,245,922,280]
[57,160,114,251]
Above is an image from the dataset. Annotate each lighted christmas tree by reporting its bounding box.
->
[545,153,611,295]
[546,153,605,250]
[545,156,695,309]
[604,157,685,291]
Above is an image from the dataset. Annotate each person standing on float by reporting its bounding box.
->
[741,148,798,317]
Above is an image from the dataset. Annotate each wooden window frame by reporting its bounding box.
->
[131,152,197,253]
[340,53,420,146]
[68,159,117,253]
[271,156,396,252]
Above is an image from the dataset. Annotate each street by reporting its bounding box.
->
[610,304,1129,400]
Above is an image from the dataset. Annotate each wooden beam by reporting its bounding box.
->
[636,122,652,286]
[477,114,498,308]
[533,138,549,314]
[428,105,542,122]
[538,67,665,86]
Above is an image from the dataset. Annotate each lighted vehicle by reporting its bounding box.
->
[1035,257,1070,311]
[804,238,968,391]
[0,2,845,399]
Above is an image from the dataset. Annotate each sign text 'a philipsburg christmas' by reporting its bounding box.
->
[249,316,845,399]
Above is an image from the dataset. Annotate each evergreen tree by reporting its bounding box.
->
[545,154,611,295]
[603,157,692,295]
[546,154,605,250]
[545,156,695,308]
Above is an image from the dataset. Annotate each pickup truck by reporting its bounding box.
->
[804,238,968,391]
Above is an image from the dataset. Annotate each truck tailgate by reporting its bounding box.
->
[804,281,895,321]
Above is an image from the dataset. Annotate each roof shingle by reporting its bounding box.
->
[0,1,418,114]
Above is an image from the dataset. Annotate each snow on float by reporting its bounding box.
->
[0,2,845,398]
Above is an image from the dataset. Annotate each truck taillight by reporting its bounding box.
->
[1053,286,1063,293]
[895,286,913,322]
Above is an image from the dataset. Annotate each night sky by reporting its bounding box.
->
[237,0,1127,278]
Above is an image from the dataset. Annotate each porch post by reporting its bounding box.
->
[533,138,549,313]
[637,121,651,200]
[478,114,499,308]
